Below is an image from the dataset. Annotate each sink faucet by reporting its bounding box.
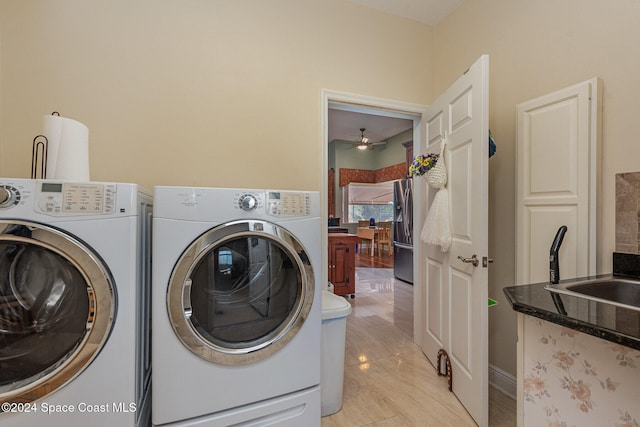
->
[549,226,568,284]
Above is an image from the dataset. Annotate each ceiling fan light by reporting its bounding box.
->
[357,144,368,150]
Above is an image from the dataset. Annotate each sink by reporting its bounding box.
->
[545,278,640,311]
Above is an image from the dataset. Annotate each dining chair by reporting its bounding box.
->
[376,221,393,256]
[357,220,372,255]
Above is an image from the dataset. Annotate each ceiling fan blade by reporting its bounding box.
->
[351,128,387,151]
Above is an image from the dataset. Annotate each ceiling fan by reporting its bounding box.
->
[353,128,387,151]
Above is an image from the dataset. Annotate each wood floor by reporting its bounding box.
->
[355,246,394,268]
[321,268,516,427]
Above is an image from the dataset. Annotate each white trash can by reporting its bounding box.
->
[321,290,352,416]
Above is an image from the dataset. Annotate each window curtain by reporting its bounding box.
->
[339,162,407,187]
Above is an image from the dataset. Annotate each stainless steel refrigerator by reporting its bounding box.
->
[393,179,413,284]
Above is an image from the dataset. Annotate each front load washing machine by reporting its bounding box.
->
[0,178,152,427]
[152,186,321,426]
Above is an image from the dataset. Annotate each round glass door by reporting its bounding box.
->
[0,221,114,404]
[167,220,315,365]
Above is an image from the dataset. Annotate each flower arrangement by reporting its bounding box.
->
[408,152,439,178]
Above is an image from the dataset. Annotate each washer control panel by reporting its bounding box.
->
[34,182,116,215]
[266,191,311,217]
[0,185,21,208]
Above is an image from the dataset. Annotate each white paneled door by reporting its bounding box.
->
[515,78,600,285]
[418,55,489,426]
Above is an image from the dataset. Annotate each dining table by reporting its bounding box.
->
[356,227,378,256]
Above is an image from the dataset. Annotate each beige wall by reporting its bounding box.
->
[433,0,640,376]
[0,0,432,190]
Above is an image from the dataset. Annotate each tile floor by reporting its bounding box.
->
[322,268,516,426]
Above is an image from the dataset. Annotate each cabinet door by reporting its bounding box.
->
[332,243,349,288]
[333,242,354,296]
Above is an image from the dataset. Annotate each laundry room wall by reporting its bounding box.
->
[0,0,432,192]
[432,0,640,383]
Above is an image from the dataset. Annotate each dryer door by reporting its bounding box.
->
[167,220,315,365]
[0,221,114,404]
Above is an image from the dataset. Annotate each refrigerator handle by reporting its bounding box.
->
[403,184,412,244]
[393,241,413,250]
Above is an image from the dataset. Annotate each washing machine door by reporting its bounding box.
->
[167,219,315,365]
[0,221,114,403]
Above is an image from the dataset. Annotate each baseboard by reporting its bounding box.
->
[489,364,516,400]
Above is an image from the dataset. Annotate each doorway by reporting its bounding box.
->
[321,89,425,343]
[321,86,516,426]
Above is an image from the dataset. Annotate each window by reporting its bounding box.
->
[343,181,395,224]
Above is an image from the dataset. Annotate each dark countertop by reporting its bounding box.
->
[328,227,350,233]
[327,232,359,240]
[503,274,640,351]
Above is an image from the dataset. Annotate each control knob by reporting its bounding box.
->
[238,194,258,211]
[0,186,18,208]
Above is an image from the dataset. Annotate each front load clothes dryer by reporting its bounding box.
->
[152,187,321,427]
[0,178,152,427]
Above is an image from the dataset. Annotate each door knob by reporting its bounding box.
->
[457,254,479,267]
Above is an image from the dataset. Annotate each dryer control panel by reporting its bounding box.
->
[231,190,311,217]
[266,191,311,217]
[34,182,116,215]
